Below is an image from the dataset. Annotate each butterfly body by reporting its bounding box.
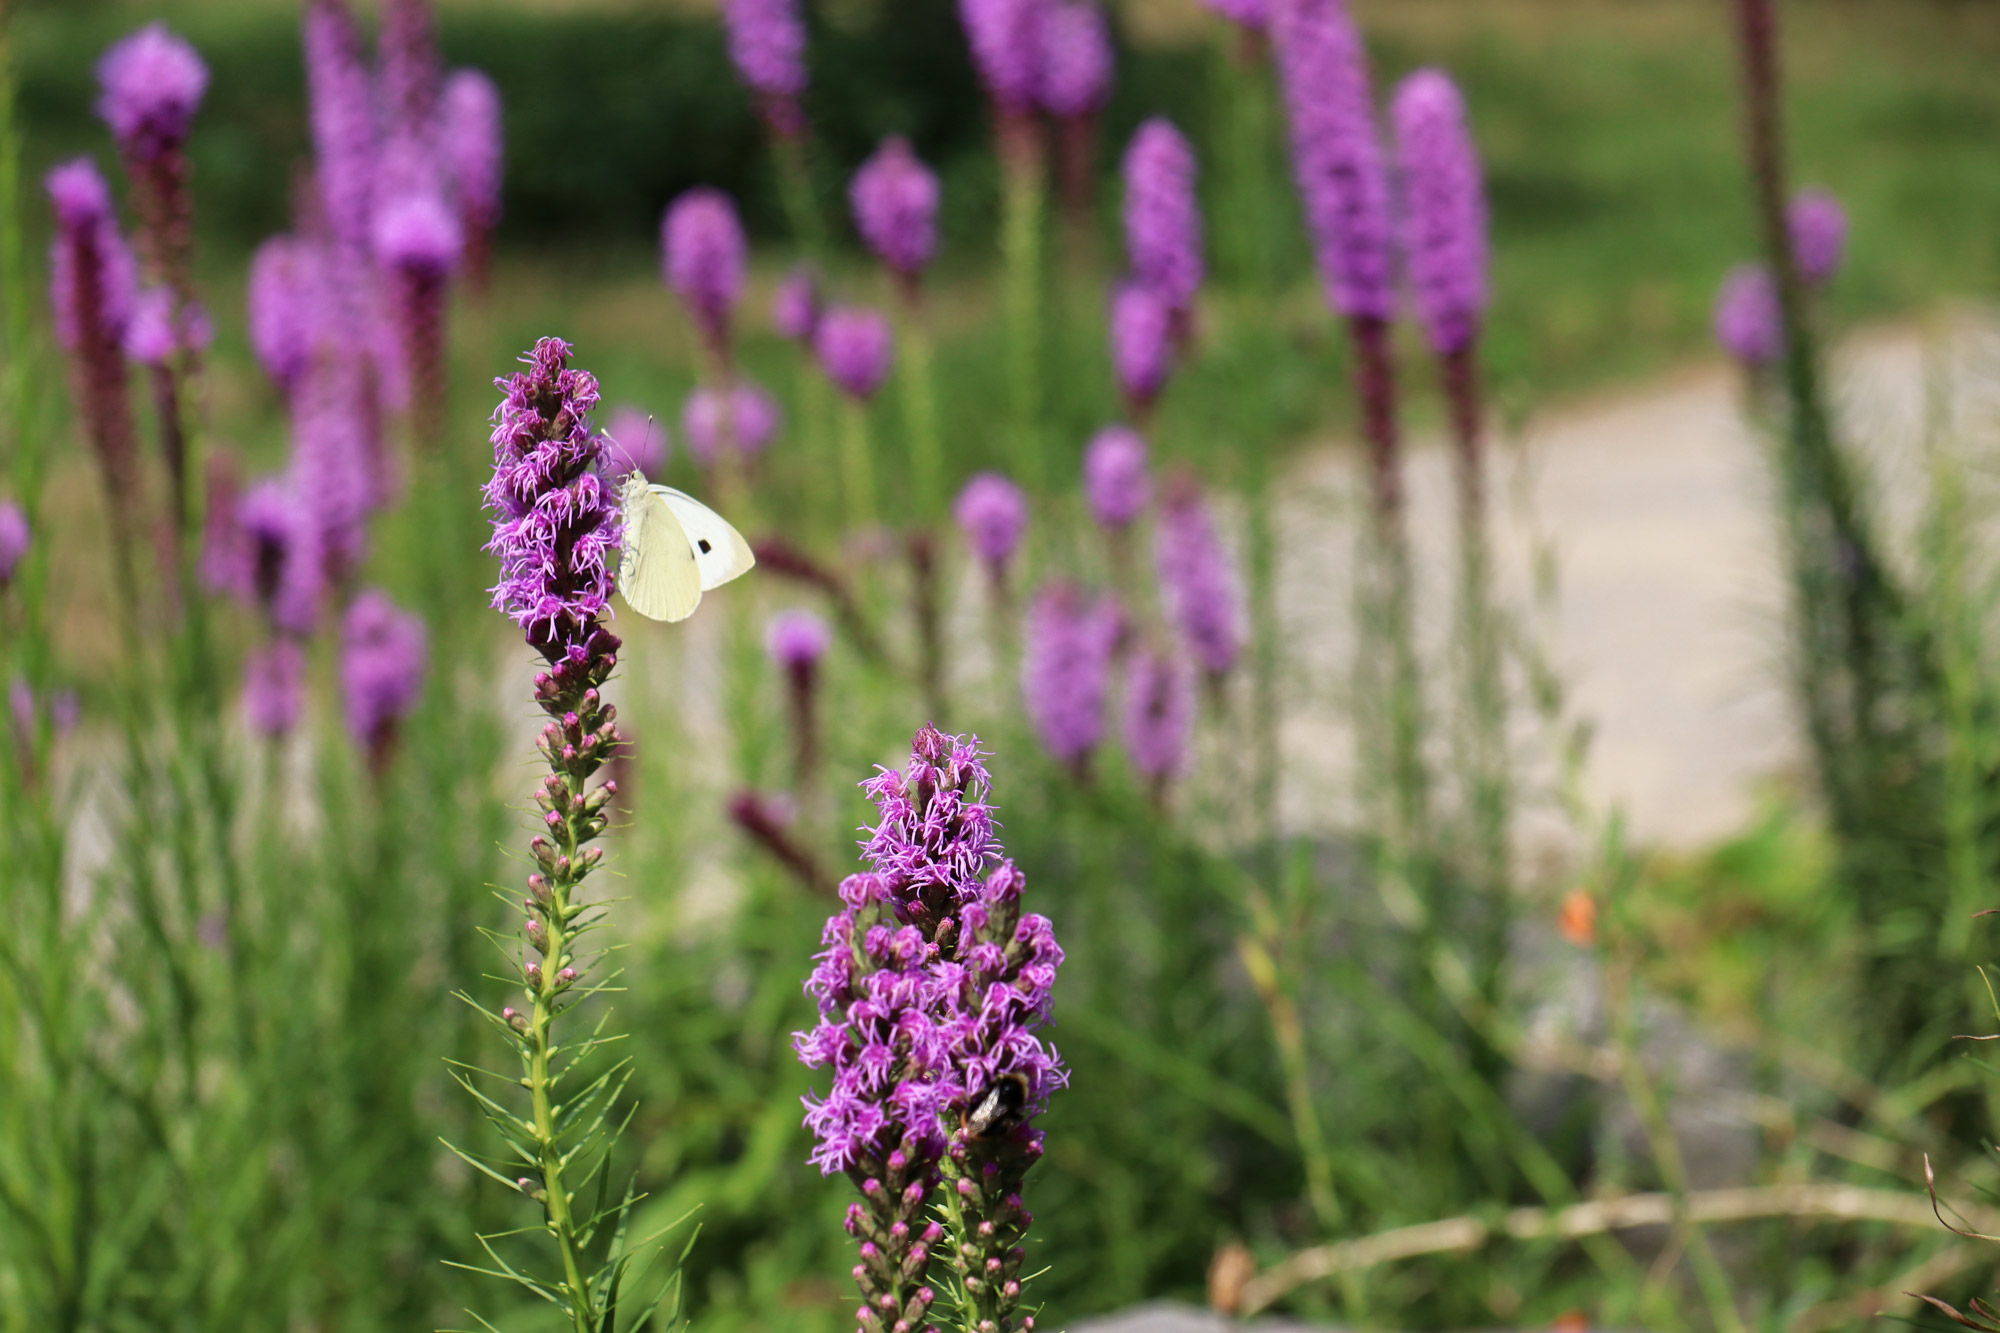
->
[616,473,755,622]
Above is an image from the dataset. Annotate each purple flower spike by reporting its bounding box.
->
[1111,281,1173,413]
[851,136,941,280]
[342,588,427,769]
[724,0,808,126]
[1714,264,1782,366]
[47,159,137,349]
[605,405,668,478]
[124,285,210,366]
[1272,0,1396,321]
[482,338,624,647]
[1199,0,1269,29]
[1122,648,1195,784]
[1155,476,1241,678]
[1789,187,1846,287]
[1039,2,1114,120]
[768,608,832,669]
[248,235,323,394]
[0,502,29,589]
[442,70,505,230]
[1392,69,1487,356]
[303,0,379,258]
[662,188,747,350]
[375,192,463,277]
[954,472,1029,573]
[244,638,307,739]
[960,0,1048,113]
[1022,582,1119,769]
[289,353,376,582]
[682,381,782,467]
[96,23,209,160]
[379,0,441,139]
[815,305,895,401]
[1122,118,1204,315]
[1083,425,1149,530]
[231,476,323,635]
[773,265,821,342]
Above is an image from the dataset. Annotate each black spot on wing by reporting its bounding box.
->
[698,539,712,554]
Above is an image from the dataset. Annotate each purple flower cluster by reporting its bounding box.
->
[768,608,833,671]
[663,188,748,352]
[482,338,623,646]
[1038,2,1114,120]
[96,23,209,164]
[1789,187,1846,287]
[1714,264,1782,366]
[1083,426,1149,531]
[341,588,427,769]
[774,266,822,342]
[959,0,1047,114]
[1155,475,1241,679]
[724,0,809,123]
[304,0,379,259]
[1022,583,1119,769]
[47,159,142,541]
[441,70,505,239]
[1122,648,1195,783]
[1110,281,1173,414]
[797,727,1066,1333]
[954,473,1030,575]
[851,136,941,281]
[1271,0,1395,322]
[244,638,307,738]
[682,381,783,467]
[0,502,29,590]
[1121,118,1204,318]
[1392,69,1487,356]
[817,305,896,400]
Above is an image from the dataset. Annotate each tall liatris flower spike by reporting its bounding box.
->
[1788,187,1846,287]
[378,0,441,140]
[1155,475,1241,683]
[768,608,831,785]
[852,136,941,290]
[303,0,377,260]
[1715,264,1782,367]
[441,69,505,292]
[1040,0,1113,232]
[725,0,809,137]
[0,502,30,592]
[1083,426,1149,532]
[954,473,1029,593]
[662,187,748,359]
[465,337,672,1330]
[247,235,320,396]
[1110,281,1173,420]
[1122,648,1195,794]
[959,0,1047,117]
[96,22,207,298]
[340,589,427,774]
[1121,117,1204,328]
[373,179,462,442]
[1392,70,1487,360]
[1022,583,1119,775]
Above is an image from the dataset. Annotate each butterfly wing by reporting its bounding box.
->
[652,485,756,591]
[618,477,702,622]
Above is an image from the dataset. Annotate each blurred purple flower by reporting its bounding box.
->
[303,0,378,257]
[342,588,427,767]
[288,351,377,582]
[47,159,137,350]
[1271,0,1395,321]
[604,405,667,478]
[1122,647,1195,783]
[682,381,782,467]
[378,0,440,139]
[482,338,623,644]
[1714,264,1782,366]
[1789,187,1846,287]
[1155,476,1241,678]
[248,235,324,393]
[1083,425,1149,530]
[1111,281,1173,412]
[95,23,209,161]
[815,305,895,400]
[960,0,1047,113]
[1392,68,1487,356]
[124,286,210,366]
[441,70,505,234]
[1122,117,1203,315]
[244,638,307,739]
[954,472,1029,572]
[772,265,821,342]
[232,477,323,636]
[724,0,808,106]
[1022,582,1119,769]
[851,136,940,279]
[767,608,832,670]
[0,502,28,589]
[662,188,747,351]
[1039,1,1114,120]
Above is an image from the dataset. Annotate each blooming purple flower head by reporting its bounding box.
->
[1714,264,1782,366]
[441,69,505,232]
[244,638,307,739]
[46,158,138,350]
[248,235,324,393]
[124,286,212,366]
[1199,0,1268,29]
[1155,474,1241,678]
[233,476,324,636]
[1122,118,1204,314]
[1122,648,1195,782]
[767,608,832,671]
[1022,582,1119,768]
[1271,0,1396,321]
[1111,280,1173,411]
[954,472,1029,571]
[1392,68,1487,356]
[342,588,427,763]
[682,381,782,467]
[1038,1,1114,120]
[662,189,747,349]
[288,352,377,581]
[960,0,1048,113]
[1789,187,1846,287]
[1083,425,1149,530]
[724,0,808,105]
[303,0,378,257]
[815,305,895,400]
[95,23,209,160]
[772,265,821,342]
[374,190,463,278]
[482,338,623,648]
[604,405,667,478]
[851,136,941,279]
[0,502,28,589]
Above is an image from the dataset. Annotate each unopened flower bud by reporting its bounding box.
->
[1002,1280,1021,1299]
[557,966,577,987]
[984,1256,1002,1274]
[525,961,543,986]
[957,1178,976,1197]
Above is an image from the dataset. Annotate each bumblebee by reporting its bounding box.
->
[961,1072,1031,1141]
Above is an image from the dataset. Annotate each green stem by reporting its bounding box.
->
[771,127,826,260]
[838,396,877,530]
[894,290,942,518]
[997,115,1046,494]
[531,798,595,1333]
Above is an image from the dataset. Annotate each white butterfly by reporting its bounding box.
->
[616,472,756,622]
